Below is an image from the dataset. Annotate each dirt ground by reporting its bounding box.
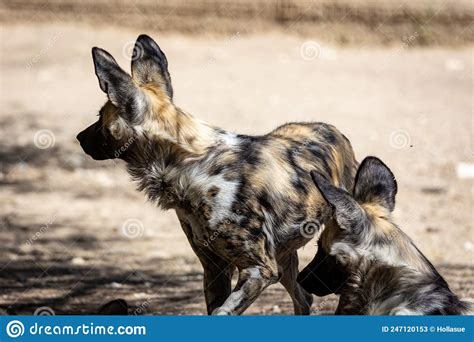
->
[0,22,473,315]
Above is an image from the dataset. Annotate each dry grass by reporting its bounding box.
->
[1,0,473,45]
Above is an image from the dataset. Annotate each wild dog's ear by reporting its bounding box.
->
[131,34,173,99]
[92,47,145,122]
[310,171,365,231]
[353,157,397,211]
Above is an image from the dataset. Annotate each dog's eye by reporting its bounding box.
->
[335,254,349,265]
[108,127,118,140]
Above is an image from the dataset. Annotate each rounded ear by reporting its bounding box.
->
[92,47,145,122]
[131,34,173,99]
[353,157,397,211]
[310,171,365,231]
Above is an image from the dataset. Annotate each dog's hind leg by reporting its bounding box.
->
[279,251,313,315]
[212,264,279,315]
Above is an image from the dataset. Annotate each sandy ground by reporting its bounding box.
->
[0,23,472,315]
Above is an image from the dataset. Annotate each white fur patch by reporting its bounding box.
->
[390,307,423,315]
[207,174,239,228]
[178,165,239,230]
[217,288,245,314]
[248,267,261,279]
[221,132,240,147]
[261,209,276,250]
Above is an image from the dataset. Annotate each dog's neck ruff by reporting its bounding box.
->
[125,112,237,211]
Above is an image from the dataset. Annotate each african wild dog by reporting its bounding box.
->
[297,157,472,315]
[76,35,358,315]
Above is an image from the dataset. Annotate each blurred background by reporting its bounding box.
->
[0,0,473,315]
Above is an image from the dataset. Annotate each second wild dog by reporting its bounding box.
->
[297,157,472,315]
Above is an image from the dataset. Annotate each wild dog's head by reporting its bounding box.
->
[77,34,174,161]
[297,156,398,296]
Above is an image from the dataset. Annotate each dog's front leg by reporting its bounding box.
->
[212,265,278,315]
[202,258,235,314]
[177,218,235,314]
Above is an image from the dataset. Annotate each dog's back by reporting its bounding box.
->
[194,121,358,251]
[268,122,357,189]
[338,259,472,315]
